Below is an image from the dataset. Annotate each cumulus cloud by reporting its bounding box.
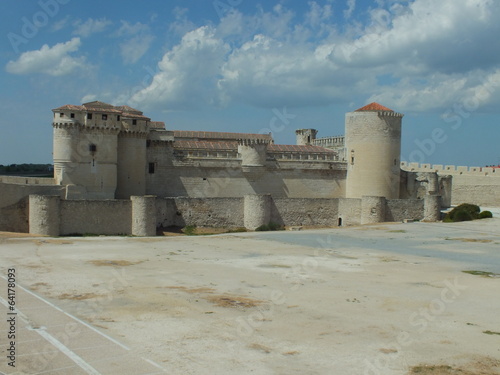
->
[120,34,155,64]
[5,38,87,76]
[114,21,155,64]
[73,18,112,37]
[125,0,500,113]
[130,26,230,109]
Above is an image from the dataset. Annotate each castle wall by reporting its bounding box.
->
[401,162,500,207]
[386,199,425,222]
[156,197,244,228]
[271,198,339,227]
[60,200,131,236]
[0,180,64,233]
[145,144,347,199]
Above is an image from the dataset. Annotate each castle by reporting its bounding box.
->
[0,100,496,236]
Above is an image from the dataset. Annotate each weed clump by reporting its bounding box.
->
[443,203,492,222]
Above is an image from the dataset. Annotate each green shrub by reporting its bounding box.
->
[444,203,481,222]
[479,210,493,219]
[183,225,197,235]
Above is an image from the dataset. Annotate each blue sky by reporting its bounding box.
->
[1,0,500,166]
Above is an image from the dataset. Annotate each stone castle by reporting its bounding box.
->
[0,101,497,236]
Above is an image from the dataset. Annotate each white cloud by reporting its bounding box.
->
[120,34,155,64]
[114,21,149,37]
[344,0,356,19]
[113,21,155,65]
[5,38,87,76]
[73,18,112,37]
[130,26,230,109]
[124,0,500,113]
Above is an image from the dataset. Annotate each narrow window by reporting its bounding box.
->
[89,144,97,152]
[132,119,137,125]
[102,114,108,120]
[87,113,93,120]
[148,163,155,174]
[117,115,121,121]
[60,113,64,117]
[338,218,343,226]
[70,113,75,118]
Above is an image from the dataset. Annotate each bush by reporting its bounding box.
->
[444,203,480,222]
[183,225,197,235]
[479,211,493,219]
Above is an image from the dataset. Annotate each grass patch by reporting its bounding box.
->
[388,230,406,233]
[462,270,500,278]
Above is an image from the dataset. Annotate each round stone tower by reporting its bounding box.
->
[52,103,120,199]
[115,107,150,199]
[295,129,318,145]
[238,139,270,167]
[345,103,403,199]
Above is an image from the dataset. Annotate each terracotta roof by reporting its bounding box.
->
[355,102,394,112]
[115,105,143,115]
[122,112,150,120]
[52,104,85,111]
[173,130,273,142]
[268,144,336,153]
[83,101,115,109]
[174,140,238,151]
[150,121,166,129]
[84,106,122,114]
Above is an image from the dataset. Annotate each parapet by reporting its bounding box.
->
[401,162,499,176]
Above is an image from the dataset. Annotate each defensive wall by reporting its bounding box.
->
[25,194,433,236]
[0,178,64,233]
[145,142,347,198]
[401,162,500,207]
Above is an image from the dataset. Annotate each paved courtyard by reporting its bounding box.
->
[1,218,500,374]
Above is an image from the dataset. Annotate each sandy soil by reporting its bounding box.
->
[1,219,500,374]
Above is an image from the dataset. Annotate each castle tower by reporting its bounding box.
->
[295,129,318,145]
[345,103,403,199]
[115,106,150,199]
[238,138,270,167]
[52,102,120,199]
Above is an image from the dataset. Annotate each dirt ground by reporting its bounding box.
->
[1,219,500,374]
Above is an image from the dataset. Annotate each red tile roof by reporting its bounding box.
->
[174,140,238,150]
[53,104,85,111]
[150,121,166,129]
[268,144,336,153]
[355,102,394,112]
[173,130,273,142]
[115,105,143,114]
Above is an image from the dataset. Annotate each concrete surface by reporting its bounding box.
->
[0,218,500,374]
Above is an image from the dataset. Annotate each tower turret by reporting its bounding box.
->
[295,129,318,145]
[345,103,403,199]
[52,102,120,199]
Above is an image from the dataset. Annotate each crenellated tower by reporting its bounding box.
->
[345,102,403,199]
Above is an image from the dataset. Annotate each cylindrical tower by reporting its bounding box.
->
[238,139,269,167]
[116,132,147,199]
[345,103,403,199]
[244,194,272,230]
[295,129,318,145]
[52,105,119,199]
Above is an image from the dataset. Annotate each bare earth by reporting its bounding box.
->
[1,219,500,375]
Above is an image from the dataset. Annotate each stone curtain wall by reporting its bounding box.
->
[401,162,500,207]
[0,181,64,232]
[25,194,431,237]
[60,200,131,236]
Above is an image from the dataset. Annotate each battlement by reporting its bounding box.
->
[400,162,499,176]
[313,136,345,148]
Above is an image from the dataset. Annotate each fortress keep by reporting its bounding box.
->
[1,100,495,236]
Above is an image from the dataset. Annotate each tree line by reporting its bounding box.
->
[0,164,53,175]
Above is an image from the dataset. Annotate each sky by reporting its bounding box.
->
[1,0,499,166]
